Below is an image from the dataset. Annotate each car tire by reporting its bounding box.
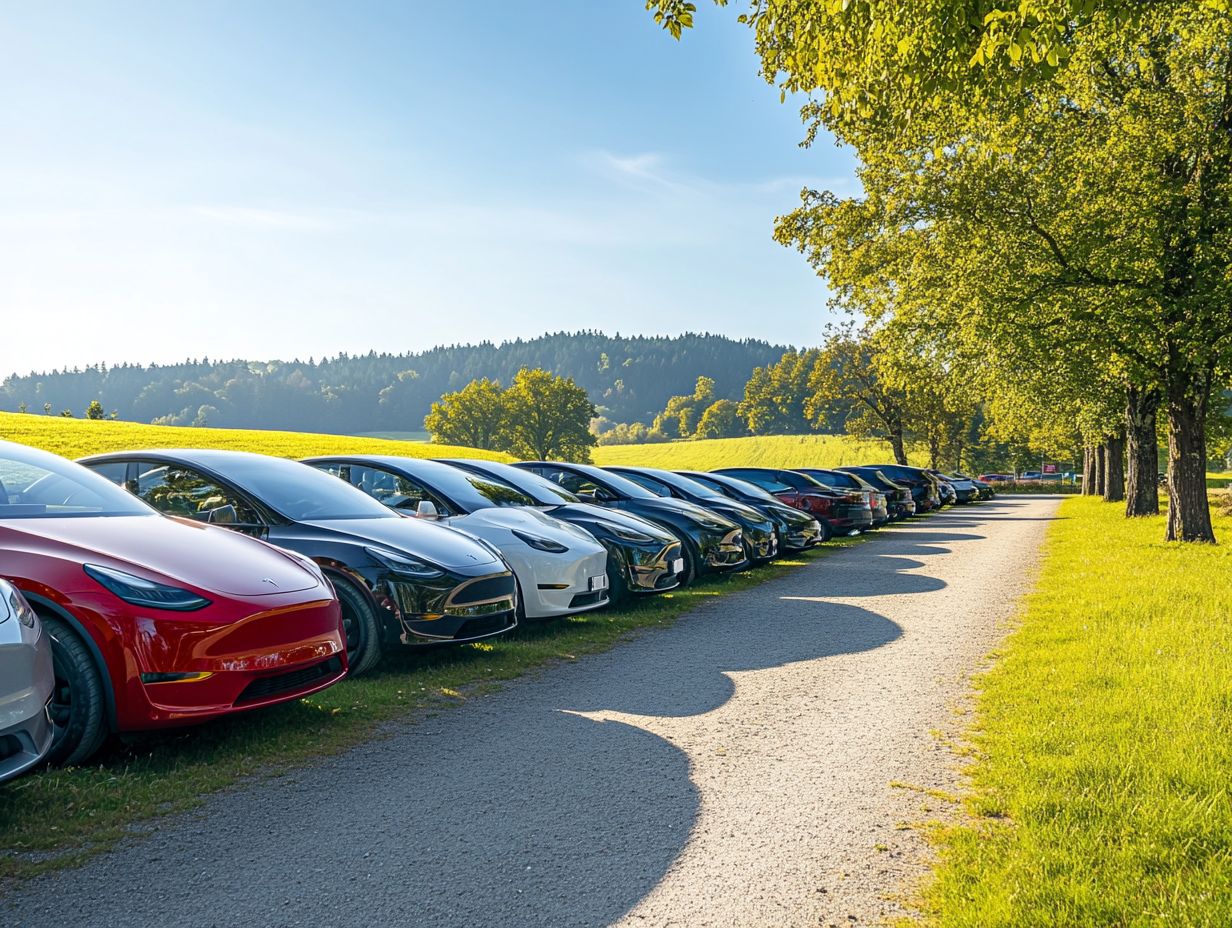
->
[817,519,833,543]
[678,542,699,585]
[604,550,631,607]
[43,616,109,767]
[328,573,383,677]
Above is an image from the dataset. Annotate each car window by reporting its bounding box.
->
[724,470,783,493]
[529,466,624,502]
[615,471,673,498]
[1,451,151,519]
[342,464,452,514]
[132,463,263,525]
[809,469,857,488]
[451,461,581,505]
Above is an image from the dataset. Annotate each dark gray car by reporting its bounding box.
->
[0,577,54,784]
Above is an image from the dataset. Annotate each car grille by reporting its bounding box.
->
[235,656,344,706]
[446,574,517,607]
[568,590,608,609]
[455,612,516,640]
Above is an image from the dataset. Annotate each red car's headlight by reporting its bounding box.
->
[84,564,212,612]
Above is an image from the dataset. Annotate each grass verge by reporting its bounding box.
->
[918,496,1232,926]
[0,532,869,884]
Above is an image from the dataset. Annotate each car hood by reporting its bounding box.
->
[0,514,319,596]
[552,504,679,542]
[631,497,740,529]
[702,497,773,526]
[302,517,501,569]
[766,502,817,526]
[447,507,603,550]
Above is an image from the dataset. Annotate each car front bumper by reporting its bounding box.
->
[0,618,55,784]
[503,545,610,620]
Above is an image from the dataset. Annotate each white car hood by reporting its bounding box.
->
[447,507,603,550]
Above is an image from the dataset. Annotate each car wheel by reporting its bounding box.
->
[43,616,109,767]
[328,573,383,677]
[817,519,833,543]
[678,542,699,585]
[604,549,631,607]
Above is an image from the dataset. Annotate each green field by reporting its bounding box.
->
[921,496,1232,926]
[0,413,506,462]
[593,434,924,469]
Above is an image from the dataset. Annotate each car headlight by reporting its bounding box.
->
[84,564,212,612]
[0,582,37,628]
[365,546,445,580]
[606,523,656,543]
[511,529,569,553]
[687,514,730,532]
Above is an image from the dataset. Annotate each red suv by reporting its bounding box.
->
[713,468,873,536]
[0,441,347,765]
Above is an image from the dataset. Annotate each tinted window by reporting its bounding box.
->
[416,466,535,511]
[319,463,449,515]
[722,470,787,493]
[133,463,263,525]
[693,473,782,503]
[613,471,673,498]
[638,469,726,500]
[211,455,397,521]
[805,469,858,489]
[449,460,580,505]
[1,449,151,519]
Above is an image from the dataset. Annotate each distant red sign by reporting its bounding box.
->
[1042,463,1058,474]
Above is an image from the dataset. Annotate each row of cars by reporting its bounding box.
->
[0,440,989,783]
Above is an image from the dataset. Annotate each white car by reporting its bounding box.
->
[0,577,55,783]
[304,456,610,620]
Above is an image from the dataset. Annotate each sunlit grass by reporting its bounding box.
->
[592,433,925,469]
[918,496,1232,927]
[0,533,869,881]
[0,412,507,462]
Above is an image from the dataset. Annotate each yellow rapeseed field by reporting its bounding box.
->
[591,433,925,470]
[0,412,511,462]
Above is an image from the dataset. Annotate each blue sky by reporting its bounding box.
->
[0,1,858,377]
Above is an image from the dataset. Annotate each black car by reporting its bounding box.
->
[676,471,824,551]
[80,450,519,675]
[713,467,874,535]
[860,464,943,513]
[513,462,747,582]
[792,468,890,527]
[603,466,779,563]
[836,467,917,520]
[439,458,685,603]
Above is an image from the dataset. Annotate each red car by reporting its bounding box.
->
[0,441,347,765]
[712,467,873,537]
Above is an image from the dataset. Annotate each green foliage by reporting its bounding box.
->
[0,333,783,435]
[694,398,743,439]
[501,368,598,462]
[423,377,507,451]
[737,349,824,435]
[84,400,104,420]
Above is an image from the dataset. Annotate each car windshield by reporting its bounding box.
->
[637,469,725,500]
[216,455,399,521]
[700,473,783,502]
[806,469,857,488]
[0,445,152,519]
[564,466,659,501]
[415,465,536,510]
[448,460,580,505]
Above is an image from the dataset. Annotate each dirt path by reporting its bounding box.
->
[3,496,1060,928]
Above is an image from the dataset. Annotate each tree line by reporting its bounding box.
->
[655,0,1232,543]
[0,332,784,435]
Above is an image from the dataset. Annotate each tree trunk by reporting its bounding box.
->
[1094,445,1106,496]
[1165,377,1215,543]
[927,434,940,470]
[1082,445,1097,495]
[1103,431,1126,503]
[1124,387,1160,517]
[889,428,907,466]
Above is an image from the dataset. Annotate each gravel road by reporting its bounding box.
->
[3,495,1060,928]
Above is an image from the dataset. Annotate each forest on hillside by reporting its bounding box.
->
[0,332,788,434]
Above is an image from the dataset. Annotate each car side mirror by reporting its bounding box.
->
[415,500,440,520]
[204,504,237,525]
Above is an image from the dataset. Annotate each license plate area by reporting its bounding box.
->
[588,574,609,592]
[672,557,685,575]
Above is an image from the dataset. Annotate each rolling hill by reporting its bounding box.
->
[591,434,926,470]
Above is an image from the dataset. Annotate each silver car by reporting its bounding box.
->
[0,577,55,783]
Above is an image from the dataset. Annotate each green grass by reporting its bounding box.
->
[0,535,871,882]
[0,412,505,462]
[592,433,925,469]
[1207,471,1231,489]
[919,496,1232,927]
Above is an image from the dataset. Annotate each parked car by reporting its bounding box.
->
[713,467,873,535]
[513,462,746,583]
[603,466,779,563]
[835,467,917,520]
[792,468,890,527]
[978,473,1014,483]
[3,441,347,765]
[933,474,958,505]
[674,470,825,549]
[305,456,610,621]
[932,472,980,503]
[861,464,943,513]
[438,458,685,603]
[80,450,517,676]
[0,577,54,783]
